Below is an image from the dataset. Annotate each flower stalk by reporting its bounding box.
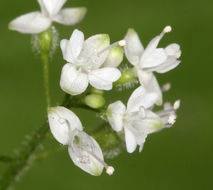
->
[38,29,53,109]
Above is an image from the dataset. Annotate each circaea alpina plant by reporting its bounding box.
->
[2,0,182,187]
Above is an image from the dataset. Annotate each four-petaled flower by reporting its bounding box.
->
[107,86,180,153]
[9,0,87,34]
[124,26,181,105]
[60,29,122,95]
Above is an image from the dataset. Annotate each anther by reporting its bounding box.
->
[161,83,171,92]
[173,100,181,110]
[168,114,176,125]
[164,26,172,33]
[106,166,115,175]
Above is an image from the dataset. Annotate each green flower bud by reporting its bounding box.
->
[84,94,105,109]
[115,69,136,85]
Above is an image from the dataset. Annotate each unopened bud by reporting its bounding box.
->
[85,94,105,109]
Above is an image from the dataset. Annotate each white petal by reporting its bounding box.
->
[142,29,166,60]
[137,71,162,106]
[103,46,123,67]
[151,43,181,73]
[107,101,126,132]
[140,48,167,68]
[38,0,66,17]
[9,12,51,34]
[60,29,84,63]
[137,69,153,86]
[48,106,83,145]
[79,34,110,69]
[68,130,104,176]
[88,68,121,90]
[54,8,87,25]
[125,128,137,153]
[165,43,181,57]
[124,29,144,66]
[146,75,162,106]
[155,58,181,73]
[127,86,158,112]
[60,63,89,95]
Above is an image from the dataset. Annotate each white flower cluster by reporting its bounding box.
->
[9,0,181,177]
[48,27,181,175]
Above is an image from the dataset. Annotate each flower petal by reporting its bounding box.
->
[88,68,121,90]
[48,106,83,145]
[127,86,158,112]
[38,0,67,17]
[9,12,51,34]
[103,46,124,67]
[124,29,144,66]
[146,75,162,106]
[140,48,167,68]
[54,7,87,25]
[107,101,126,132]
[60,29,84,63]
[79,34,110,69]
[68,130,104,176]
[155,58,181,73]
[60,63,89,95]
[124,128,137,153]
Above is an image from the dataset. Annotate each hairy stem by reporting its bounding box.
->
[0,95,69,190]
[41,53,51,109]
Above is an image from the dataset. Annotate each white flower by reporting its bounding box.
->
[107,86,180,153]
[124,26,181,105]
[9,0,87,34]
[60,29,122,95]
[48,106,114,176]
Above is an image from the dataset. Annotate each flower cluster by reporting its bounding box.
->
[48,27,181,175]
[10,0,181,177]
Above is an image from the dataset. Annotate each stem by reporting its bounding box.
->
[41,53,51,109]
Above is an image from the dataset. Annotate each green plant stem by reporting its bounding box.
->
[41,53,51,109]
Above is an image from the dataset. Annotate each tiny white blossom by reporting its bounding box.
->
[107,86,180,153]
[9,0,87,34]
[48,106,114,176]
[60,29,122,95]
[124,26,181,105]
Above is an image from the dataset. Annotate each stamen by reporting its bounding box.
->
[159,25,172,39]
[106,166,115,175]
[173,100,181,110]
[168,114,176,125]
[84,149,115,175]
[164,26,172,33]
[161,83,171,92]
[98,40,126,56]
[164,102,172,110]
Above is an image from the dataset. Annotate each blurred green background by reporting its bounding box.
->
[0,0,213,189]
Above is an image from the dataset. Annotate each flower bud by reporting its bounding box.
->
[84,94,105,109]
[115,69,136,85]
